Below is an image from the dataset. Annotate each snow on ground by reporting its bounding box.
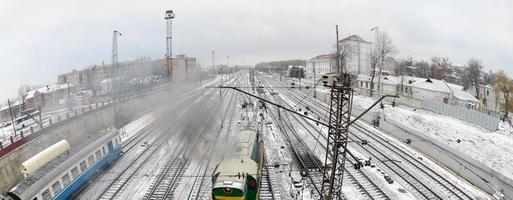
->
[120,112,156,142]
[353,94,513,181]
[267,77,491,198]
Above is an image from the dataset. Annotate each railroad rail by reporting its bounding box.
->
[265,76,474,200]
[94,88,220,199]
[260,154,279,200]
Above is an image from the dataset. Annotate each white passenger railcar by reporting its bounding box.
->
[7,127,122,200]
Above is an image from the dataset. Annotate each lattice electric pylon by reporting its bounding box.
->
[321,73,353,200]
[112,30,121,128]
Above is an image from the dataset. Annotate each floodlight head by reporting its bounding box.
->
[165,10,175,19]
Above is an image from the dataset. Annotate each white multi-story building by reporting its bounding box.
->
[338,35,372,75]
[305,54,335,78]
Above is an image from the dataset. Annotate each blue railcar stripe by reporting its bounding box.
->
[53,145,123,200]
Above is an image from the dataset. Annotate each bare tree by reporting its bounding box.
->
[483,70,495,85]
[430,56,451,80]
[414,60,430,78]
[369,32,395,97]
[332,42,352,74]
[494,71,513,122]
[465,58,484,95]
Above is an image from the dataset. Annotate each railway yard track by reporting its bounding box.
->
[165,75,246,200]
[177,81,241,200]
[263,76,477,200]
[70,73,487,200]
[260,154,280,200]
[259,79,388,200]
[93,88,220,200]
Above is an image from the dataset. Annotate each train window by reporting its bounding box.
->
[52,181,62,195]
[41,189,52,200]
[62,174,71,186]
[95,150,102,159]
[71,167,79,179]
[79,160,87,172]
[88,155,95,164]
[102,146,106,154]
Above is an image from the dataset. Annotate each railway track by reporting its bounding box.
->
[262,78,392,200]
[146,75,243,200]
[265,76,474,200]
[185,85,240,200]
[260,154,280,200]
[94,88,220,200]
[257,81,331,199]
[143,144,190,200]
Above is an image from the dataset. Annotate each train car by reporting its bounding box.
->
[21,140,71,177]
[211,127,264,200]
[7,127,122,200]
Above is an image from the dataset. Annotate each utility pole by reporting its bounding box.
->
[165,10,175,88]
[313,62,317,98]
[299,67,301,91]
[8,99,16,136]
[67,82,71,112]
[112,30,121,128]
[212,50,215,75]
[320,25,353,200]
[185,59,188,80]
[335,25,340,74]
[227,55,229,81]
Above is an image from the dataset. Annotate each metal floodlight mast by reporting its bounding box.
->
[165,10,175,86]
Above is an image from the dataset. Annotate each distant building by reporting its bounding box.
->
[470,84,502,113]
[356,75,479,109]
[382,57,397,75]
[0,100,23,123]
[404,77,479,109]
[57,58,176,95]
[338,35,372,75]
[305,54,335,78]
[255,59,306,73]
[356,74,399,96]
[24,84,75,110]
[170,54,198,81]
[287,65,305,78]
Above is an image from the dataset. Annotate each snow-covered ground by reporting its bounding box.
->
[120,112,156,142]
[266,76,491,198]
[353,94,513,181]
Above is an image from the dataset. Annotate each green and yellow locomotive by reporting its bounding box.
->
[211,127,263,200]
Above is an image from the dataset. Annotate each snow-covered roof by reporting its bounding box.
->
[0,99,23,112]
[100,78,112,84]
[405,77,478,102]
[310,54,335,61]
[357,74,478,102]
[339,34,371,44]
[25,84,74,100]
[357,74,400,85]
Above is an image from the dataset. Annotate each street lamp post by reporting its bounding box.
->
[165,10,175,87]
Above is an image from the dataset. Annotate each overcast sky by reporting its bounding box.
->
[0,0,512,101]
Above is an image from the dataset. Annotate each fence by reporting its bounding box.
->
[423,100,499,131]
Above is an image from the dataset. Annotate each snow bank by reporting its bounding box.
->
[353,94,513,180]
[120,112,156,142]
